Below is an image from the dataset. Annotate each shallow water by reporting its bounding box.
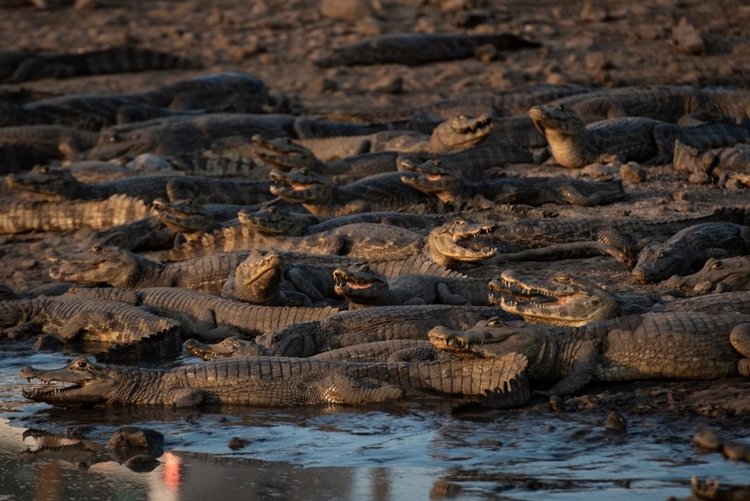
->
[0,347,748,500]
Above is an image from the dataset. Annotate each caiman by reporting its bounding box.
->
[269,168,443,215]
[0,295,182,361]
[667,256,750,293]
[399,158,625,209]
[185,338,444,363]
[19,352,530,408]
[332,263,490,308]
[491,269,750,325]
[530,104,750,168]
[631,222,750,283]
[313,33,540,67]
[428,311,750,397]
[48,245,246,293]
[295,114,493,161]
[68,286,340,341]
[258,304,514,357]
[0,194,151,234]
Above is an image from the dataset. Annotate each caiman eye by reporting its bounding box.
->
[555,273,571,283]
[710,261,724,270]
[91,245,103,253]
[73,359,89,370]
[658,250,669,259]
[487,317,503,326]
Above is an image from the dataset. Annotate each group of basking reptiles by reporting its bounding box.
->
[2,34,750,412]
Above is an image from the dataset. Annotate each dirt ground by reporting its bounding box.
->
[1,0,750,459]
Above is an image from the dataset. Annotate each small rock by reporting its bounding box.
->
[474,43,498,62]
[108,427,164,450]
[688,172,713,184]
[722,441,750,462]
[605,410,628,432]
[369,75,403,94]
[672,190,699,202]
[33,334,62,351]
[579,1,608,22]
[19,259,37,270]
[320,0,372,22]
[725,178,745,191]
[620,162,646,184]
[672,17,706,56]
[355,16,383,36]
[693,429,722,451]
[308,77,338,94]
[585,51,613,72]
[228,437,249,450]
[639,24,665,41]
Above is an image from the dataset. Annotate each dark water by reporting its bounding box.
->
[0,348,748,501]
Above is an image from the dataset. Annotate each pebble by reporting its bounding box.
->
[108,427,165,449]
[620,161,646,184]
[579,1,608,22]
[319,0,372,22]
[722,441,750,462]
[605,410,628,432]
[585,51,613,72]
[693,429,722,451]
[228,437,250,450]
[672,17,705,56]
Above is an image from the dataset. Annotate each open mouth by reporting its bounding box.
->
[452,116,493,135]
[333,270,377,290]
[489,276,563,308]
[21,378,83,399]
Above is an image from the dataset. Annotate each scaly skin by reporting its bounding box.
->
[221,250,308,306]
[68,286,340,341]
[428,312,750,396]
[0,296,182,361]
[632,222,750,283]
[332,263,489,309]
[399,158,625,208]
[0,194,151,234]
[269,168,442,215]
[313,33,541,67]
[49,246,246,293]
[19,353,530,408]
[667,256,750,293]
[258,304,512,357]
[490,270,626,326]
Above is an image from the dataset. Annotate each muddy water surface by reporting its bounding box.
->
[0,348,748,500]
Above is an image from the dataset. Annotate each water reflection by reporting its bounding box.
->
[1,348,749,500]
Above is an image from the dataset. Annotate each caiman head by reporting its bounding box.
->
[489,270,620,326]
[20,356,129,407]
[90,127,157,161]
[528,104,585,136]
[250,134,320,171]
[428,317,545,360]
[6,165,81,200]
[269,168,333,204]
[333,263,389,306]
[257,322,320,358]
[399,158,463,204]
[184,337,272,360]
[427,218,496,267]
[233,250,285,303]
[631,242,682,284]
[237,206,302,236]
[666,256,750,293]
[48,245,144,287]
[152,198,214,234]
[429,114,493,152]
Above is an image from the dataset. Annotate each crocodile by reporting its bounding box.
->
[673,140,750,186]
[258,304,513,357]
[313,33,541,67]
[428,311,750,396]
[221,249,468,307]
[631,222,750,283]
[295,114,494,161]
[0,124,100,160]
[488,270,651,326]
[125,72,273,112]
[19,351,529,408]
[269,168,443,215]
[48,245,246,293]
[399,158,625,208]
[87,113,296,160]
[529,104,750,168]
[0,94,138,131]
[221,249,320,306]
[0,194,151,234]
[0,295,182,361]
[667,256,750,293]
[166,217,497,269]
[6,47,198,83]
[185,338,445,362]
[332,263,490,308]
[68,286,340,341]
[493,270,750,324]
[473,207,750,266]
